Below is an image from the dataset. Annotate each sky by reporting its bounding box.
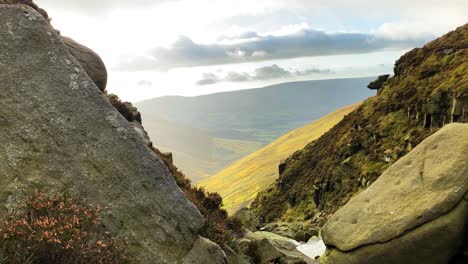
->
[35,0,468,102]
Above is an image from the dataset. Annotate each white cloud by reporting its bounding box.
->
[254,64,292,80]
[137,80,153,88]
[32,0,467,99]
[116,28,428,70]
[225,72,251,82]
[227,49,247,59]
[196,64,333,85]
[196,73,220,86]
[252,50,268,58]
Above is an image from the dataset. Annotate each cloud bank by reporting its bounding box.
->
[196,64,333,85]
[117,29,429,71]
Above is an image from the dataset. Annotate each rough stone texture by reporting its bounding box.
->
[62,36,108,92]
[262,222,319,243]
[320,197,467,264]
[367,74,390,90]
[321,123,468,263]
[182,236,228,264]
[244,231,317,264]
[233,208,260,231]
[223,245,250,264]
[0,5,218,263]
[122,102,142,123]
[0,0,49,20]
[131,121,153,147]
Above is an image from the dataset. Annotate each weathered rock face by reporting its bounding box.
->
[320,123,468,264]
[223,245,250,264]
[242,231,317,264]
[367,74,390,90]
[62,36,108,92]
[0,0,49,20]
[182,236,228,264]
[261,222,319,243]
[233,208,260,232]
[0,5,220,263]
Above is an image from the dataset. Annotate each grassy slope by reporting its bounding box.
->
[157,139,263,183]
[199,104,359,214]
[138,78,373,182]
[250,24,468,226]
[142,115,262,182]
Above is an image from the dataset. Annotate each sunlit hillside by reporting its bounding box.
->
[137,78,373,182]
[199,104,359,214]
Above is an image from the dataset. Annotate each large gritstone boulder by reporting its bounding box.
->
[62,36,108,92]
[0,5,222,263]
[320,123,468,264]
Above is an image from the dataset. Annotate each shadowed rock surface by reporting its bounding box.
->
[320,123,468,263]
[367,74,390,90]
[0,5,220,263]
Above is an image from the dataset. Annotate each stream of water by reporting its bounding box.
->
[295,236,326,259]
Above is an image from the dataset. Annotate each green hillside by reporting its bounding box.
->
[251,24,468,226]
[199,104,359,214]
[137,78,374,182]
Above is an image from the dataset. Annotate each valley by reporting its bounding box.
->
[0,1,466,263]
[136,78,375,182]
[199,104,360,214]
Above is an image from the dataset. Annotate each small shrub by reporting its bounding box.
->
[0,192,128,264]
[106,94,141,123]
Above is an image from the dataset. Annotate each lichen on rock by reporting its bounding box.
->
[0,5,223,263]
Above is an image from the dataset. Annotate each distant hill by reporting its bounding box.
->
[136,78,375,182]
[251,24,468,226]
[141,115,263,181]
[199,104,359,214]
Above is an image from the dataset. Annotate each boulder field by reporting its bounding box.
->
[320,123,468,264]
[0,5,225,263]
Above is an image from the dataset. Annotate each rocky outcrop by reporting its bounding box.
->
[0,0,49,20]
[261,222,319,243]
[105,94,153,147]
[183,236,228,264]
[242,231,317,264]
[0,5,223,263]
[367,74,390,90]
[251,24,468,226]
[320,123,468,264]
[233,208,260,232]
[451,96,468,123]
[131,121,153,147]
[279,159,287,175]
[223,245,250,264]
[62,36,108,92]
[0,2,105,91]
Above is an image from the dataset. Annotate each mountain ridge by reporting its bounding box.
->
[136,78,375,182]
[137,77,378,102]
